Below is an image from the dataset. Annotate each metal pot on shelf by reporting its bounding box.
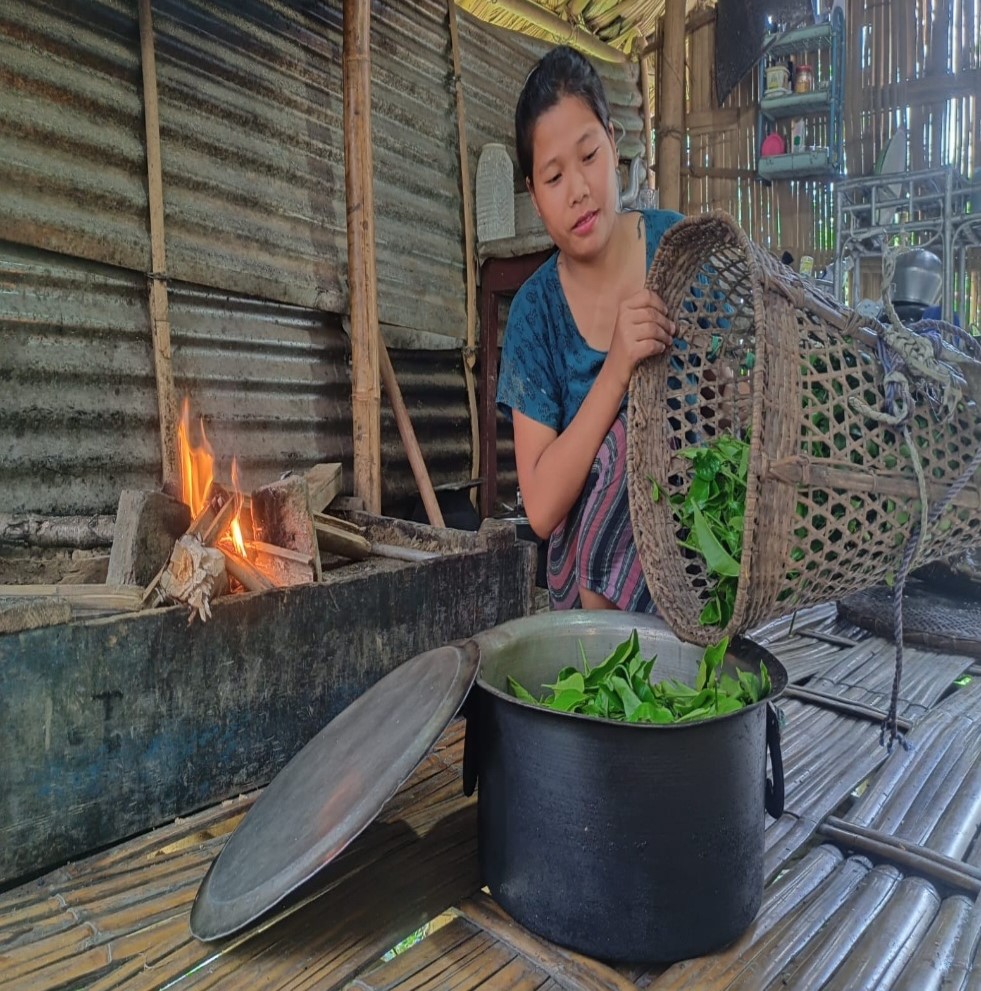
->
[891,248,943,308]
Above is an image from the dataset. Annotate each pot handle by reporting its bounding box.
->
[764,702,785,819]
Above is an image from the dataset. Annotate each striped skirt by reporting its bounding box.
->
[547,409,656,613]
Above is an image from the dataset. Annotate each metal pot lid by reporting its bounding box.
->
[189,640,479,942]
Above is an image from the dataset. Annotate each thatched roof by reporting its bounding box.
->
[456,0,669,60]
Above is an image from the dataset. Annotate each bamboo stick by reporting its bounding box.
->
[137,0,180,491]
[446,0,480,501]
[657,0,685,212]
[487,0,628,63]
[639,53,654,187]
[219,548,276,593]
[378,340,446,529]
[818,816,981,895]
[343,0,382,515]
[370,543,440,562]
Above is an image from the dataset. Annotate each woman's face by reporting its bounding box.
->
[527,94,619,263]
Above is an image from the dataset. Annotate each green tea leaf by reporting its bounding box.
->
[691,504,741,578]
[507,676,538,704]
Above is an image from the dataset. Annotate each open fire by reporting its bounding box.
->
[142,399,346,622]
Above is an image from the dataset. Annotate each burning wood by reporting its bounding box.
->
[156,535,226,622]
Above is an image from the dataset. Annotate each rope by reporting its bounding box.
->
[847,244,977,751]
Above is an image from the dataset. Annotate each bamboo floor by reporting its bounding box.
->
[5,602,981,991]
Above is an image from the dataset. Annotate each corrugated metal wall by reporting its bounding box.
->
[0,1,642,519]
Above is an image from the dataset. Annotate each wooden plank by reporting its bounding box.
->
[304,462,344,514]
[0,583,144,611]
[0,534,535,886]
[0,596,72,633]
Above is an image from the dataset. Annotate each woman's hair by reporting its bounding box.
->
[514,45,612,183]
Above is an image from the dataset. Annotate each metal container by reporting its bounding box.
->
[891,248,943,307]
[464,611,786,964]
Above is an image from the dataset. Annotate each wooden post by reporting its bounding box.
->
[639,54,654,189]
[658,0,686,212]
[379,341,446,529]
[447,0,480,499]
[137,0,180,490]
[343,0,382,515]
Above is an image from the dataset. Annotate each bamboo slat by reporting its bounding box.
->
[137,0,179,491]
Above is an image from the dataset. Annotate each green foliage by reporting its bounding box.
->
[507,631,771,725]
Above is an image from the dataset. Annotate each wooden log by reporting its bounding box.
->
[344,0,382,516]
[137,0,180,489]
[219,548,276,593]
[658,0,686,211]
[106,490,191,587]
[315,518,372,561]
[251,475,321,584]
[304,463,343,514]
[0,515,115,549]
[379,340,446,529]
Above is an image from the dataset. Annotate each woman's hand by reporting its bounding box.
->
[605,288,676,391]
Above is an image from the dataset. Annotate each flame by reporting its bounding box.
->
[178,398,215,518]
[229,458,248,558]
[177,397,249,560]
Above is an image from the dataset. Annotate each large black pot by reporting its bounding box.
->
[463,611,786,964]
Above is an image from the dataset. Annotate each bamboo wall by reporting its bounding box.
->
[651,0,980,286]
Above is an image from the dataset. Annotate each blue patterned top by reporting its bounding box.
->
[496,208,684,432]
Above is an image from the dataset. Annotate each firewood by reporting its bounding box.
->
[219,548,275,593]
[251,475,321,584]
[313,512,366,536]
[155,536,227,622]
[314,518,371,560]
[0,584,145,612]
[107,490,191,587]
[0,514,115,549]
[303,463,343,514]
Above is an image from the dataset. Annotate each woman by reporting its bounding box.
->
[496,45,683,612]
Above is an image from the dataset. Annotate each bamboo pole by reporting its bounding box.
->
[657,0,685,212]
[343,0,382,515]
[446,0,481,502]
[487,0,628,63]
[639,53,654,189]
[137,0,180,491]
[379,341,446,529]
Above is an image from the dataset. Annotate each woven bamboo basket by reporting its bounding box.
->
[627,212,981,646]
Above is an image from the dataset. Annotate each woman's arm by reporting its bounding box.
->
[516,288,674,538]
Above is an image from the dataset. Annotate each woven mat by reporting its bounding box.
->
[838,582,981,658]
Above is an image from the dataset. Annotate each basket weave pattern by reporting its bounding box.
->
[627,212,981,645]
